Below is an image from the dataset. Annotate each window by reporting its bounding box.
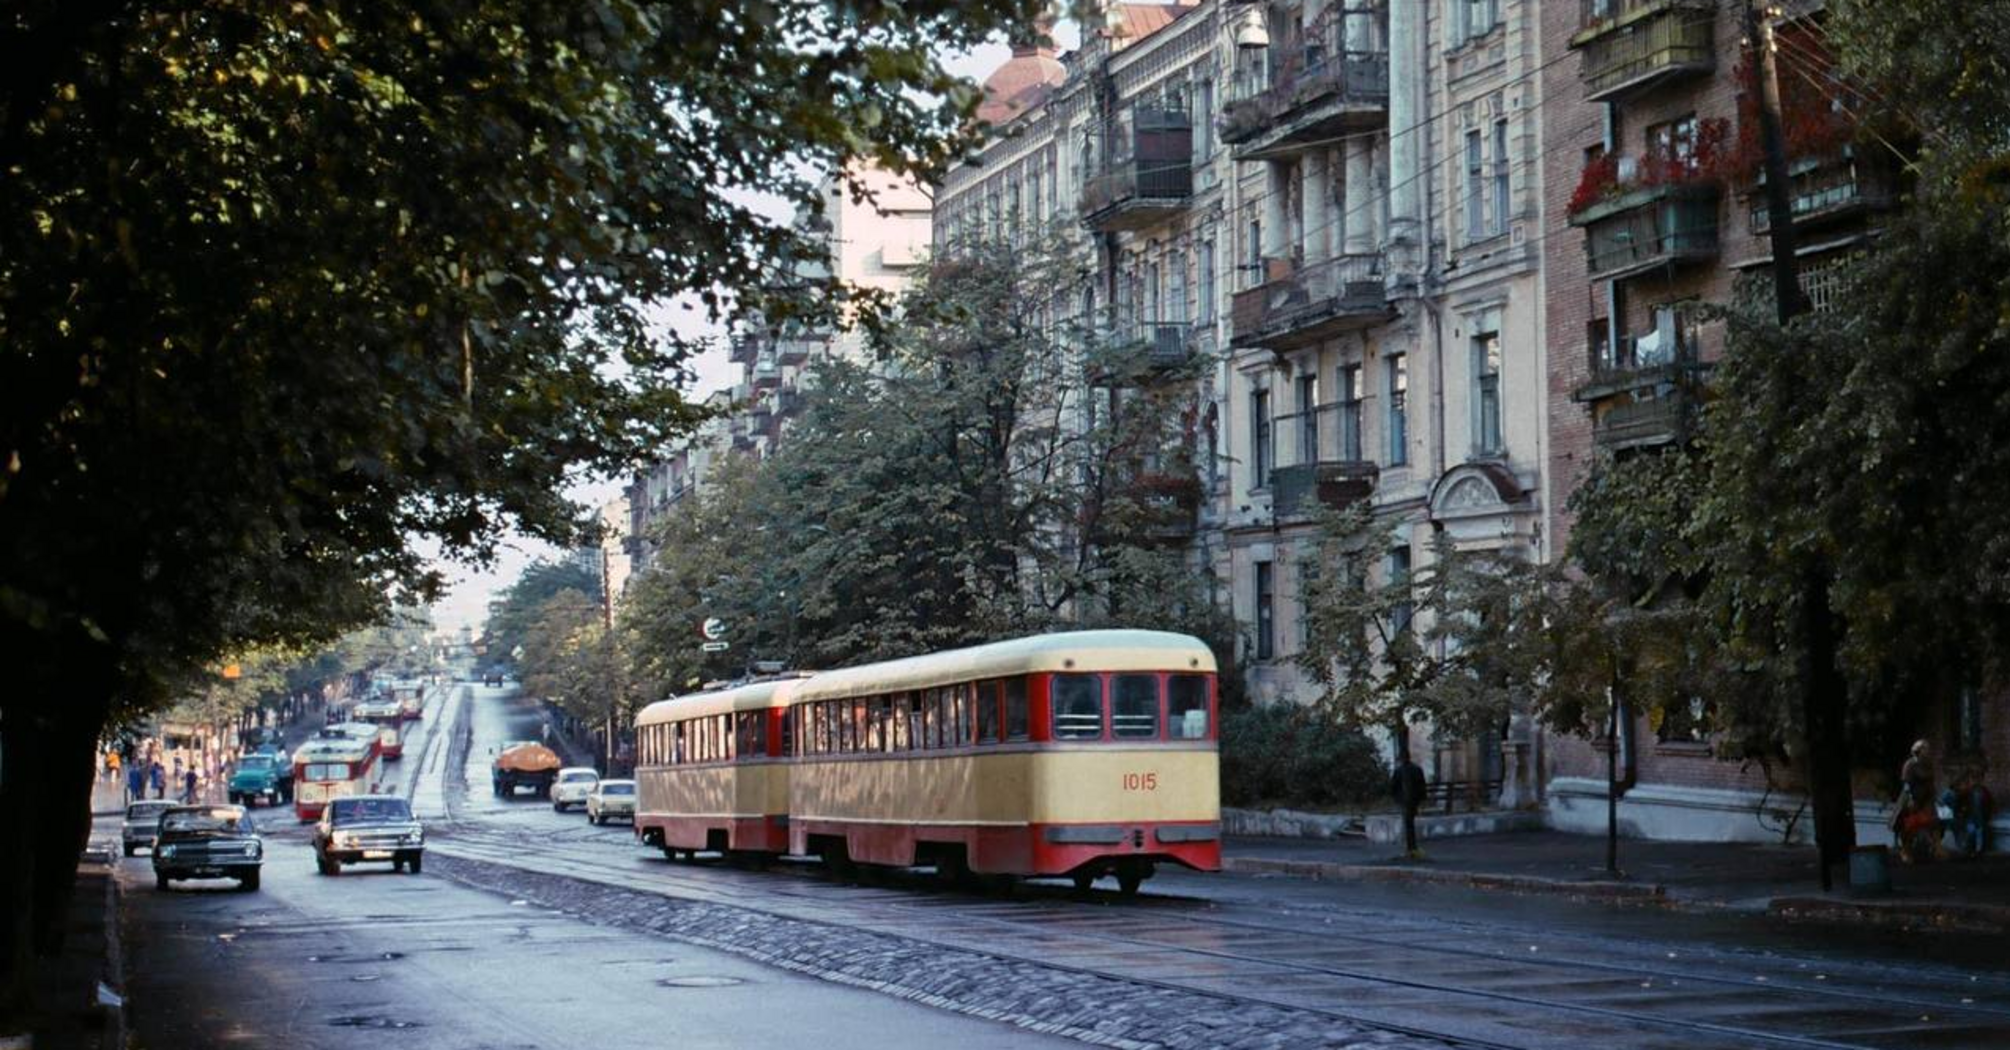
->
[1386,353,1408,466]
[1252,388,1273,487]
[1255,561,1276,661]
[1246,219,1263,290]
[1647,115,1699,173]
[1169,250,1189,325]
[1198,239,1216,323]
[919,692,938,749]
[1052,675,1103,739]
[1461,0,1500,41]
[1473,331,1502,455]
[1168,676,1211,739]
[1492,118,1512,235]
[1004,677,1029,740]
[1465,129,1485,240]
[1111,675,1161,738]
[1389,545,1414,635]
[1297,375,1320,464]
[1338,364,1364,460]
[1194,79,1215,161]
[977,681,1001,743]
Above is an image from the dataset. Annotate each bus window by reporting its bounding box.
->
[976,681,1000,744]
[1168,675,1210,739]
[1111,675,1160,739]
[1052,675,1103,739]
[1004,677,1029,740]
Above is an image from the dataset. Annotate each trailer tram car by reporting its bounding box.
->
[632,677,804,860]
[784,630,1219,894]
[353,699,405,760]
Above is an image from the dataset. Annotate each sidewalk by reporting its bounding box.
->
[1225,830,2010,934]
[20,808,127,1050]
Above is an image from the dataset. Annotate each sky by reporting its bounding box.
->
[425,28,1070,637]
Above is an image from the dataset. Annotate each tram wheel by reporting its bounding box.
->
[1071,870,1097,893]
[1115,861,1151,897]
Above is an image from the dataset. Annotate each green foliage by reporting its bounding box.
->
[1219,704,1388,809]
[516,588,621,724]
[619,236,1236,695]
[484,558,602,672]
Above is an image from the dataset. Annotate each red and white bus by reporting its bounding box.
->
[292,734,379,821]
[354,699,405,760]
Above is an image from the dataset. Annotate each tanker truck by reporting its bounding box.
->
[491,741,561,799]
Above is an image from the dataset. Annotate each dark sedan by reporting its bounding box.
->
[152,804,263,891]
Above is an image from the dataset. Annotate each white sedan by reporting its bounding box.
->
[550,767,600,812]
[585,780,635,826]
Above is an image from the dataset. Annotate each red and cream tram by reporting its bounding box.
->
[291,734,380,821]
[784,630,1219,894]
[632,677,804,859]
[353,699,405,760]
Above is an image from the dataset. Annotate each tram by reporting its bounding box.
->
[783,630,1219,894]
[291,734,379,821]
[353,699,405,760]
[632,677,804,858]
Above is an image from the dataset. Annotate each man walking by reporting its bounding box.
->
[1391,755,1428,858]
[125,761,145,806]
[149,759,167,800]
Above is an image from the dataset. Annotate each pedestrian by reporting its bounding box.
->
[1390,754,1428,858]
[126,763,145,806]
[106,748,122,784]
[182,768,199,804]
[1893,739,1943,863]
[149,760,167,800]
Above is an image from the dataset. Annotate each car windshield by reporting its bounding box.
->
[161,809,250,834]
[238,755,273,770]
[126,802,173,821]
[561,771,598,783]
[598,783,635,796]
[329,798,413,824]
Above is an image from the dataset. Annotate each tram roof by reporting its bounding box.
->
[790,630,1216,705]
[634,675,810,726]
[293,737,372,761]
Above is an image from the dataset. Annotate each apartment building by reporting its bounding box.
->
[1539,0,1915,841]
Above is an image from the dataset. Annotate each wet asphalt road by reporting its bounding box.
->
[112,681,2010,1050]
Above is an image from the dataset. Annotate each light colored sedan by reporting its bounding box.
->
[585,780,635,826]
[122,800,177,856]
[551,767,600,812]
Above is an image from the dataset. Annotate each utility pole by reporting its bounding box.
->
[1746,0,1850,891]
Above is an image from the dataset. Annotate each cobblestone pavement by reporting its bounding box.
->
[429,851,1445,1050]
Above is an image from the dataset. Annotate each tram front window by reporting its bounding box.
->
[1168,675,1211,739]
[1051,675,1103,739]
[1111,675,1160,738]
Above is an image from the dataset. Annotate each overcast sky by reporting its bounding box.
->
[426,30,1068,637]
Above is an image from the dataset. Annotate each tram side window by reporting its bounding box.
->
[1004,677,1029,740]
[1052,674,1104,739]
[904,693,923,751]
[920,691,939,749]
[977,681,1000,744]
[1112,675,1161,739]
[674,721,687,764]
[1168,675,1211,739]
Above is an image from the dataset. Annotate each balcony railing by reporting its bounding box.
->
[1081,109,1193,232]
[774,332,823,366]
[1576,314,1704,449]
[751,356,782,390]
[1749,155,1895,234]
[1221,42,1389,158]
[1573,176,1720,280]
[1230,253,1390,351]
[1571,0,1715,102]
[1270,460,1380,520]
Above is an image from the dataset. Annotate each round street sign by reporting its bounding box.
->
[700,617,727,641]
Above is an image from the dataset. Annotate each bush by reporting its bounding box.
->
[1220,704,1388,809]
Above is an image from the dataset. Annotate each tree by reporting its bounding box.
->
[485,558,603,674]
[0,0,1041,1022]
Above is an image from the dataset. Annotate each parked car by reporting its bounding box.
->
[483,671,504,687]
[551,767,600,812]
[313,796,425,875]
[122,800,177,857]
[585,780,635,826]
[227,752,291,806]
[152,804,263,891]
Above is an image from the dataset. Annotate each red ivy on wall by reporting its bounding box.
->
[1728,27,1856,179]
[1567,117,1731,216]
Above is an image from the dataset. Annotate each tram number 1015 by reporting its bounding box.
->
[1121,772,1158,792]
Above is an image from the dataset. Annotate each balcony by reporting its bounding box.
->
[1088,321,1197,384]
[1080,109,1192,233]
[776,387,807,417]
[1133,470,1203,544]
[775,332,823,366]
[1749,153,1896,235]
[1269,460,1380,521]
[1571,163,1720,280]
[1221,16,1388,161]
[1573,315,1705,450]
[1230,253,1391,352]
[751,355,782,391]
[1570,0,1715,102]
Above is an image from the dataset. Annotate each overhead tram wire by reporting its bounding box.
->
[1764,29,1924,165]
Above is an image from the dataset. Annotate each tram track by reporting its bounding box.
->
[428,827,2006,1050]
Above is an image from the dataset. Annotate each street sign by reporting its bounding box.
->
[700,641,730,653]
[700,617,728,641]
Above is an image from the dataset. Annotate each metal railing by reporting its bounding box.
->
[1080,159,1193,216]
[1221,48,1389,144]
[1573,0,1714,99]
[1231,253,1387,344]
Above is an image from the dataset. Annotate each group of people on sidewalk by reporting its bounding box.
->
[105,748,213,806]
[1892,740,1994,863]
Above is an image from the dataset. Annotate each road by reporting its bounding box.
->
[112,681,2010,1050]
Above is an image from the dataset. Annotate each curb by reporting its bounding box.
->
[1223,855,1668,901]
[1768,895,2010,935]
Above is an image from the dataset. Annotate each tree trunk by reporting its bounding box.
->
[1801,566,1855,890]
[0,629,115,1032]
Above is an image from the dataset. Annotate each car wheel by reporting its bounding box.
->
[316,855,337,876]
[155,873,169,891]
[407,855,423,875]
[123,843,135,858]
[552,801,563,812]
[239,871,260,892]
